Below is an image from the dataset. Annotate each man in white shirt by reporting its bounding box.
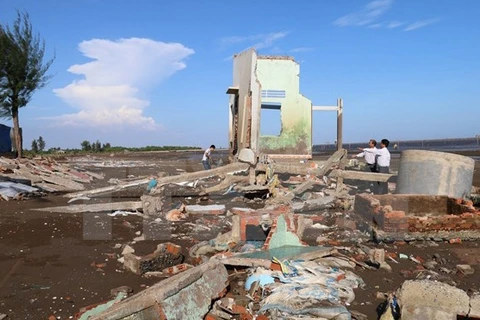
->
[376,139,391,194]
[202,145,216,170]
[354,139,378,192]
[354,139,378,172]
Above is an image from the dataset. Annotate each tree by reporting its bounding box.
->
[81,140,91,151]
[94,140,102,152]
[31,139,38,153]
[0,11,54,158]
[37,135,45,152]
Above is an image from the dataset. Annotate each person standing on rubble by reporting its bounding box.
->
[202,145,216,170]
[354,139,378,173]
[375,139,391,194]
[354,139,378,193]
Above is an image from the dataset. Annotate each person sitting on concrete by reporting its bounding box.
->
[202,145,216,170]
[376,139,391,194]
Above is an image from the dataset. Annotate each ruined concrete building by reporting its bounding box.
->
[227,48,343,162]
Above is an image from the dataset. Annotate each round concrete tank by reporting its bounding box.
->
[396,150,475,198]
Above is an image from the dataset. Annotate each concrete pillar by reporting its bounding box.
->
[396,150,475,198]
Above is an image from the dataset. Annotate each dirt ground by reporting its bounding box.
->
[0,150,479,320]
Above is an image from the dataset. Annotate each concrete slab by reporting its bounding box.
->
[397,280,470,319]
[89,261,229,320]
[185,204,226,215]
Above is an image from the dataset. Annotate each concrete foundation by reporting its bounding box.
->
[355,193,479,241]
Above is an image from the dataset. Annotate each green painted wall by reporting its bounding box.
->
[256,58,312,155]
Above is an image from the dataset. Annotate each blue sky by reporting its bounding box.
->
[0,0,479,149]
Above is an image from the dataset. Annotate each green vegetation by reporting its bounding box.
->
[0,11,55,158]
[24,137,200,156]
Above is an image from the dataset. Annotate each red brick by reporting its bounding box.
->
[384,211,406,219]
[464,200,474,207]
[442,223,457,230]
[165,242,181,256]
[231,208,257,216]
[162,263,191,276]
[232,305,247,314]
[449,238,462,244]
[270,262,282,271]
[459,223,473,229]
[427,224,442,231]
[240,313,254,320]
[353,254,367,261]
[444,215,462,221]
[335,217,357,230]
[327,240,341,246]
[386,252,398,259]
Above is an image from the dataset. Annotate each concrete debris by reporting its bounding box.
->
[32,201,142,214]
[185,204,226,215]
[238,148,256,165]
[75,292,127,320]
[109,286,133,298]
[470,293,480,318]
[123,242,183,275]
[0,156,102,195]
[456,264,475,275]
[397,280,470,319]
[121,245,134,256]
[140,194,163,215]
[89,260,229,320]
[58,146,479,320]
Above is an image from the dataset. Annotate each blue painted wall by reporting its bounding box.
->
[0,124,13,153]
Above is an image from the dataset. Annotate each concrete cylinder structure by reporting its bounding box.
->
[396,150,475,198]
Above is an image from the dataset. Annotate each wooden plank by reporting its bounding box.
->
[32,201,142,213]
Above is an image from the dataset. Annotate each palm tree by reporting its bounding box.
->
[0,11,54,158]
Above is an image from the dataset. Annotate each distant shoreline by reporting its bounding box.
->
[313,136,480,154]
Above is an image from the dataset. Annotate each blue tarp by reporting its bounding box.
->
[0,124,12,153]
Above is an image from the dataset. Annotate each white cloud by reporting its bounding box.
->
[220,31,288,50]
[404,18,441,31]
[387,21,403,28]
[334,0,393,27]
[220,31,289,61]
[52,38,194,128]
[290,47,315,53]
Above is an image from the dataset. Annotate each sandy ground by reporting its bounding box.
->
[0,150,479,319]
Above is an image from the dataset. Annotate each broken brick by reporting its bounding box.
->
[123,242,184,275]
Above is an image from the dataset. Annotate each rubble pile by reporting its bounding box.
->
[34,149,479,319]
[0,156,103,199]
